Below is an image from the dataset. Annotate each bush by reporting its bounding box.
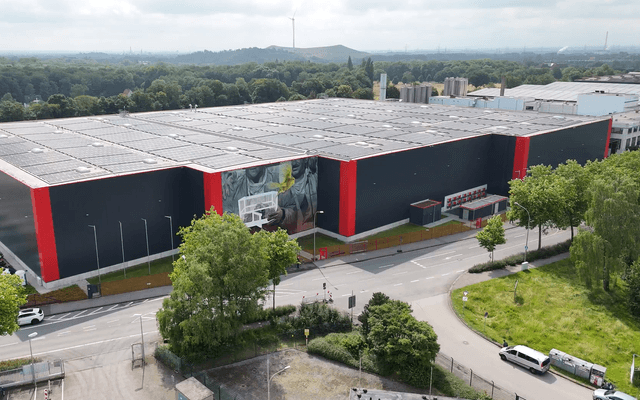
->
[0,358,37,372]
[244,305,296,324]
[308,335,380,373]
[470,239,571,273]
[432,364,490,399]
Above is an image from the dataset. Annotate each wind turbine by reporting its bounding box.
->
[289,10,297,50]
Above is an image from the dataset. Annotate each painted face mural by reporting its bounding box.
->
[221,157,318,234]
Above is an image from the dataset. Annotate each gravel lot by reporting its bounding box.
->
[206,349,431,400]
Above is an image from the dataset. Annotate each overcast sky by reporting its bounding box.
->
[1,0,637,53]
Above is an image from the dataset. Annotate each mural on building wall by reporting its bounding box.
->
[221,157,318,234]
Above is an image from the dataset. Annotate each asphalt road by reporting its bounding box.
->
[0,225,587,400]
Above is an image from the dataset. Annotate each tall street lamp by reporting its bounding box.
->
[119,221,126,278]
[164,215,174,262]
[267,357,290,400]
[513,202,531,263]
[313,210,324,263]
[88,225,101,285]
[141,218,150,275]
[133,314,146,367]
[28,332,37,386]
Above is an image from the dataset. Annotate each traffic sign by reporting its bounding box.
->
[348,295,356,309]
[462,296,468,302]
[304,329,309,337]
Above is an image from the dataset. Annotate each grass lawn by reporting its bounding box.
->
[363,221,462,241]
[87,256,175,285]
[451,258,640,395]
[295,233,345,252]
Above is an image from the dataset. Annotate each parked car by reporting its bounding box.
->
[499,345,551,374]
[1,267,26,286]
[593,389,637,400]
[17,308,44,326]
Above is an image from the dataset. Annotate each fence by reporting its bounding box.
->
[0,360,65,389]
[318,223,473,260]
[435,352,524,400]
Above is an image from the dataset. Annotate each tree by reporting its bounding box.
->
[357,292,390,339]
[0,273,28,336]
[368,300,440,381]
[554,160,590,241]
[386,83,400,99]
[157,209,271,360]
[256,228,300,309]
[508,165,565,250]
[476,215,506,261]
[623,260,640,318]
[347,56,353,71]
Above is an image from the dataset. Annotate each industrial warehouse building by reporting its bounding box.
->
[0,98,611,287]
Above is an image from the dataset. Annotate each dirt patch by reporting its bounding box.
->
[206,349,431,400]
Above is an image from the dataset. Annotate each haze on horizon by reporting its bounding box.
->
[0,0,636,54]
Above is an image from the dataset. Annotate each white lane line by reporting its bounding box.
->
[31,336,46,341]
[147,296,167,302]
[442,273,450,276]
[57,331,71,336]
[84,328,97,332]
[107,305,119,311]
[360,290,369,293]
[394,283,403,286]
[378,264,393,269]
[342,294,351,297]
[425,277,434,280]
[468,245,480,249]
[57,313,72,320]
[83,325,96,329]
[346,271,363,275]
[410,280,420,283]
[107,318,120,323]
[0,342,19,349]
[88,307,103,315]
[457,270,465,273]
[312,277,326,281]
[514,234,525,238]
[392,271,408,276]
[280,283,293,287]
[46,315,60,321]
[142,299,149,303]
[414,251,456,261]
[411,261,427,269]
[73,310,89,318]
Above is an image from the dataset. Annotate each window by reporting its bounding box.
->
[626,139,631,148]
[633,137,637,147]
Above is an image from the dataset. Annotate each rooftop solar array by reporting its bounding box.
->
[469,82,640,102]
[0,98,603,186]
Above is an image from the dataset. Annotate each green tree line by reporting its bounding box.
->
[0,56,623,123]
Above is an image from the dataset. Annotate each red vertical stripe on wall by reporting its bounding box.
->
[511,137,531,180]
[30,188,60,282]
[604,118,612,159]
[339,160,357,237]
[203,172,223,215]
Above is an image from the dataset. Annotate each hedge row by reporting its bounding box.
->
[0,357,37,372]
[243,304,297,324]
[469,239,571,273]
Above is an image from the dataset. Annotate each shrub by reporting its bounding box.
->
[0,358,37,372]
[244,304,296,324]
[469,239,571,273]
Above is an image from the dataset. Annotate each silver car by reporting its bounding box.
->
[593,389,637,400]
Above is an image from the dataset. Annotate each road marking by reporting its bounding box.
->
[425,277,434,280]
[414,251,456,261]
[411,260,427,268]
[394,283,403,286]
[280,283,293,287]
[410,280,420,283]
[514,234,525,238]
[124,302,134,307]
[457,270,465,273]
[58,313,72,320]
[73,310,88,318]
[468,245,480,249]
[107,305,119,311]
[88,307,103,315]
[346,271,362,275]
[312,277,325,281]
[0,342,19,349]
[442,273,450,276]
[107,319,120,323]
[147,296,167,302]
[342,294,351,297]
[378,264,393,269]
[31,336,46,341]
[142,299,149,303]
[58,331,71,336]
[360,290,369,293]
[83,325,96,329]
[392,271,407,276]
[84,328,97,332]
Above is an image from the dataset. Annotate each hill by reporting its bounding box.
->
[266,45,370,63]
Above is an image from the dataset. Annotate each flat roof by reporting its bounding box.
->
[0,98,605,187]
[461,194,507,210]
[469,81,640,102]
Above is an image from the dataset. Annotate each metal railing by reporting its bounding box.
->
[435,352,525,400]
[0,360,65,389]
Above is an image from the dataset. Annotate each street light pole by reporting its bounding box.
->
[164,215,174,262]
[28,332,37,386]
[513,202,531,262]
[88,225,101,285]
[313,210,324,263]
[141,218,150,275]
[267,357,290,400]
[119,221,126,278]
[139,314,145,367]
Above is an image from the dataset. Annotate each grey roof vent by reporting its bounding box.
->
[75,167,91,173]
[232,127,244,131]
[312,134,325,139]
[382,124,393,128]
[143,158,158,164]
[226,146,239,152]
[347,114,355,117]
[268,123,279,127]
[411,121,421,124]
[0,134,8,138]
[54,130,64,134]
[91,142,104,147]
[318,117,328,121]
[31,148,45,153]
[168,133,180,138]
[123,123,132,127]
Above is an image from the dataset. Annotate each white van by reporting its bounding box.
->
[499,345,551,374]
